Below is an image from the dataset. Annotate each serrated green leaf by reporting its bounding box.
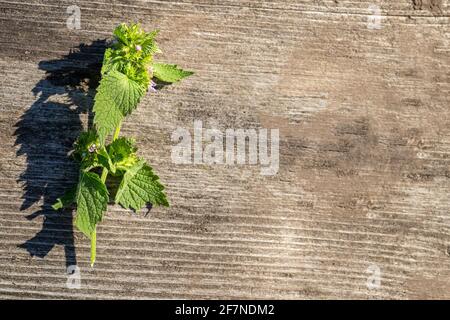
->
[107,137,138,171]
[52,187,76,210]
[122,63,150,87]
[94,70,146,144]
[108,137,137,157]
[101,48,117,75]
[113,23,130,45]
[75,172,109,238]
[101,70,146,115]
[93,90,123,145]
[115,160,169,211]
[141,30,161,56]
[97,148,116,174]
[152,63,193,83]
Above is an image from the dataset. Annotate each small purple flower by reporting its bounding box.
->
[135,44,142,52]
[88,144,97,153]
[149,80,157,93]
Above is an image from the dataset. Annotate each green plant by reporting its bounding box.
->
[53,23,193,266]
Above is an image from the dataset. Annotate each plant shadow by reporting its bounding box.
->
[14,40,107,267]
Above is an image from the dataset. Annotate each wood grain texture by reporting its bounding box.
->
[0,0,449,299]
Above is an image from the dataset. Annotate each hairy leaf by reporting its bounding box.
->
[93,86,123,145]
[93,70,146,144]
[152,63,193,83]
[141,30,161,56]
[115,160,169,211]
[75,172,109,238]
[107,71,145,115]
[107,137,138,171]
[101,48,118,75]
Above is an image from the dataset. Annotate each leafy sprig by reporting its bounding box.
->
[53,23,193,266]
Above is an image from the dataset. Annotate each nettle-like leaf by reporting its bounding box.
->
[75,171,109,238]
[93,91,123,145]
[141,30,161,56]
[115,160,169,211]
[112,23,159,57]
[93,70,146,144]
[152,63,194,83]
[101,48,118,75]
[102,70,146,116]
[106,24,159,85]
[107,137,138,172]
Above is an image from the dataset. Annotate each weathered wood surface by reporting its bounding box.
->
[0,0,449,299]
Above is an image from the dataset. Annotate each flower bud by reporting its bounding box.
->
[88,144,97,153]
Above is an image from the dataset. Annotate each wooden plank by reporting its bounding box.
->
[0,0,449,299]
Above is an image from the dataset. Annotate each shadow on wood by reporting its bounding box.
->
[14,40,107,267]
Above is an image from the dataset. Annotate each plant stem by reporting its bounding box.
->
[90,121,122,267]
[113,122,122,140]
[100,167,108,182]
[91,167,108,267]
[90,228,96,267]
